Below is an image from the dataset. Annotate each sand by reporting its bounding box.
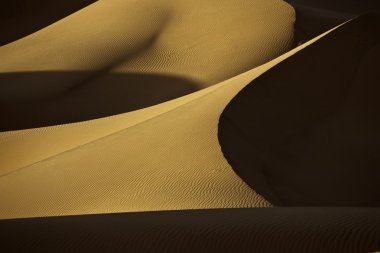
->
[1,208,380,252]
[0,0,379,252]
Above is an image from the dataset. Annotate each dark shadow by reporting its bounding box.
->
[290,5,353,46]
[0,72,199,131]
[286,0,380,46]
[286,0,380,16]
[0,0,97,46]
[218,14,380,206]
[0,208,379,252]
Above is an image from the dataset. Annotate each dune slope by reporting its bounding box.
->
[0,1,379,252]
[1,208,379,253]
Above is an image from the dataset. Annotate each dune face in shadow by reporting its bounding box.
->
[287,0,380,46]
[290,5,353,46]
[0,0,97,46]
[0,208,379,253]
[287,0,380,15]
[218,14,380,207]
[0,72,198,131]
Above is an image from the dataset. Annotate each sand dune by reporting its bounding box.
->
[0,0,294,131]
[0,0,379,252]
[1,208,380,252]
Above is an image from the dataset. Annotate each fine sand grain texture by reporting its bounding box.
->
[0,26,334,219]
[0,1,380,252]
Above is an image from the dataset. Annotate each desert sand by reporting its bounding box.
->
[0,0,379,252]
[1,208,380,252]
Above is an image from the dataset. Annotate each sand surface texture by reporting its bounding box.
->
[1,1,380,252]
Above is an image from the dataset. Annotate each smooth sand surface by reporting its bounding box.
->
[0,28,333,219]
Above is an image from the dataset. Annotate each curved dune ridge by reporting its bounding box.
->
[218,13,380,207]
[0,0,294,130]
